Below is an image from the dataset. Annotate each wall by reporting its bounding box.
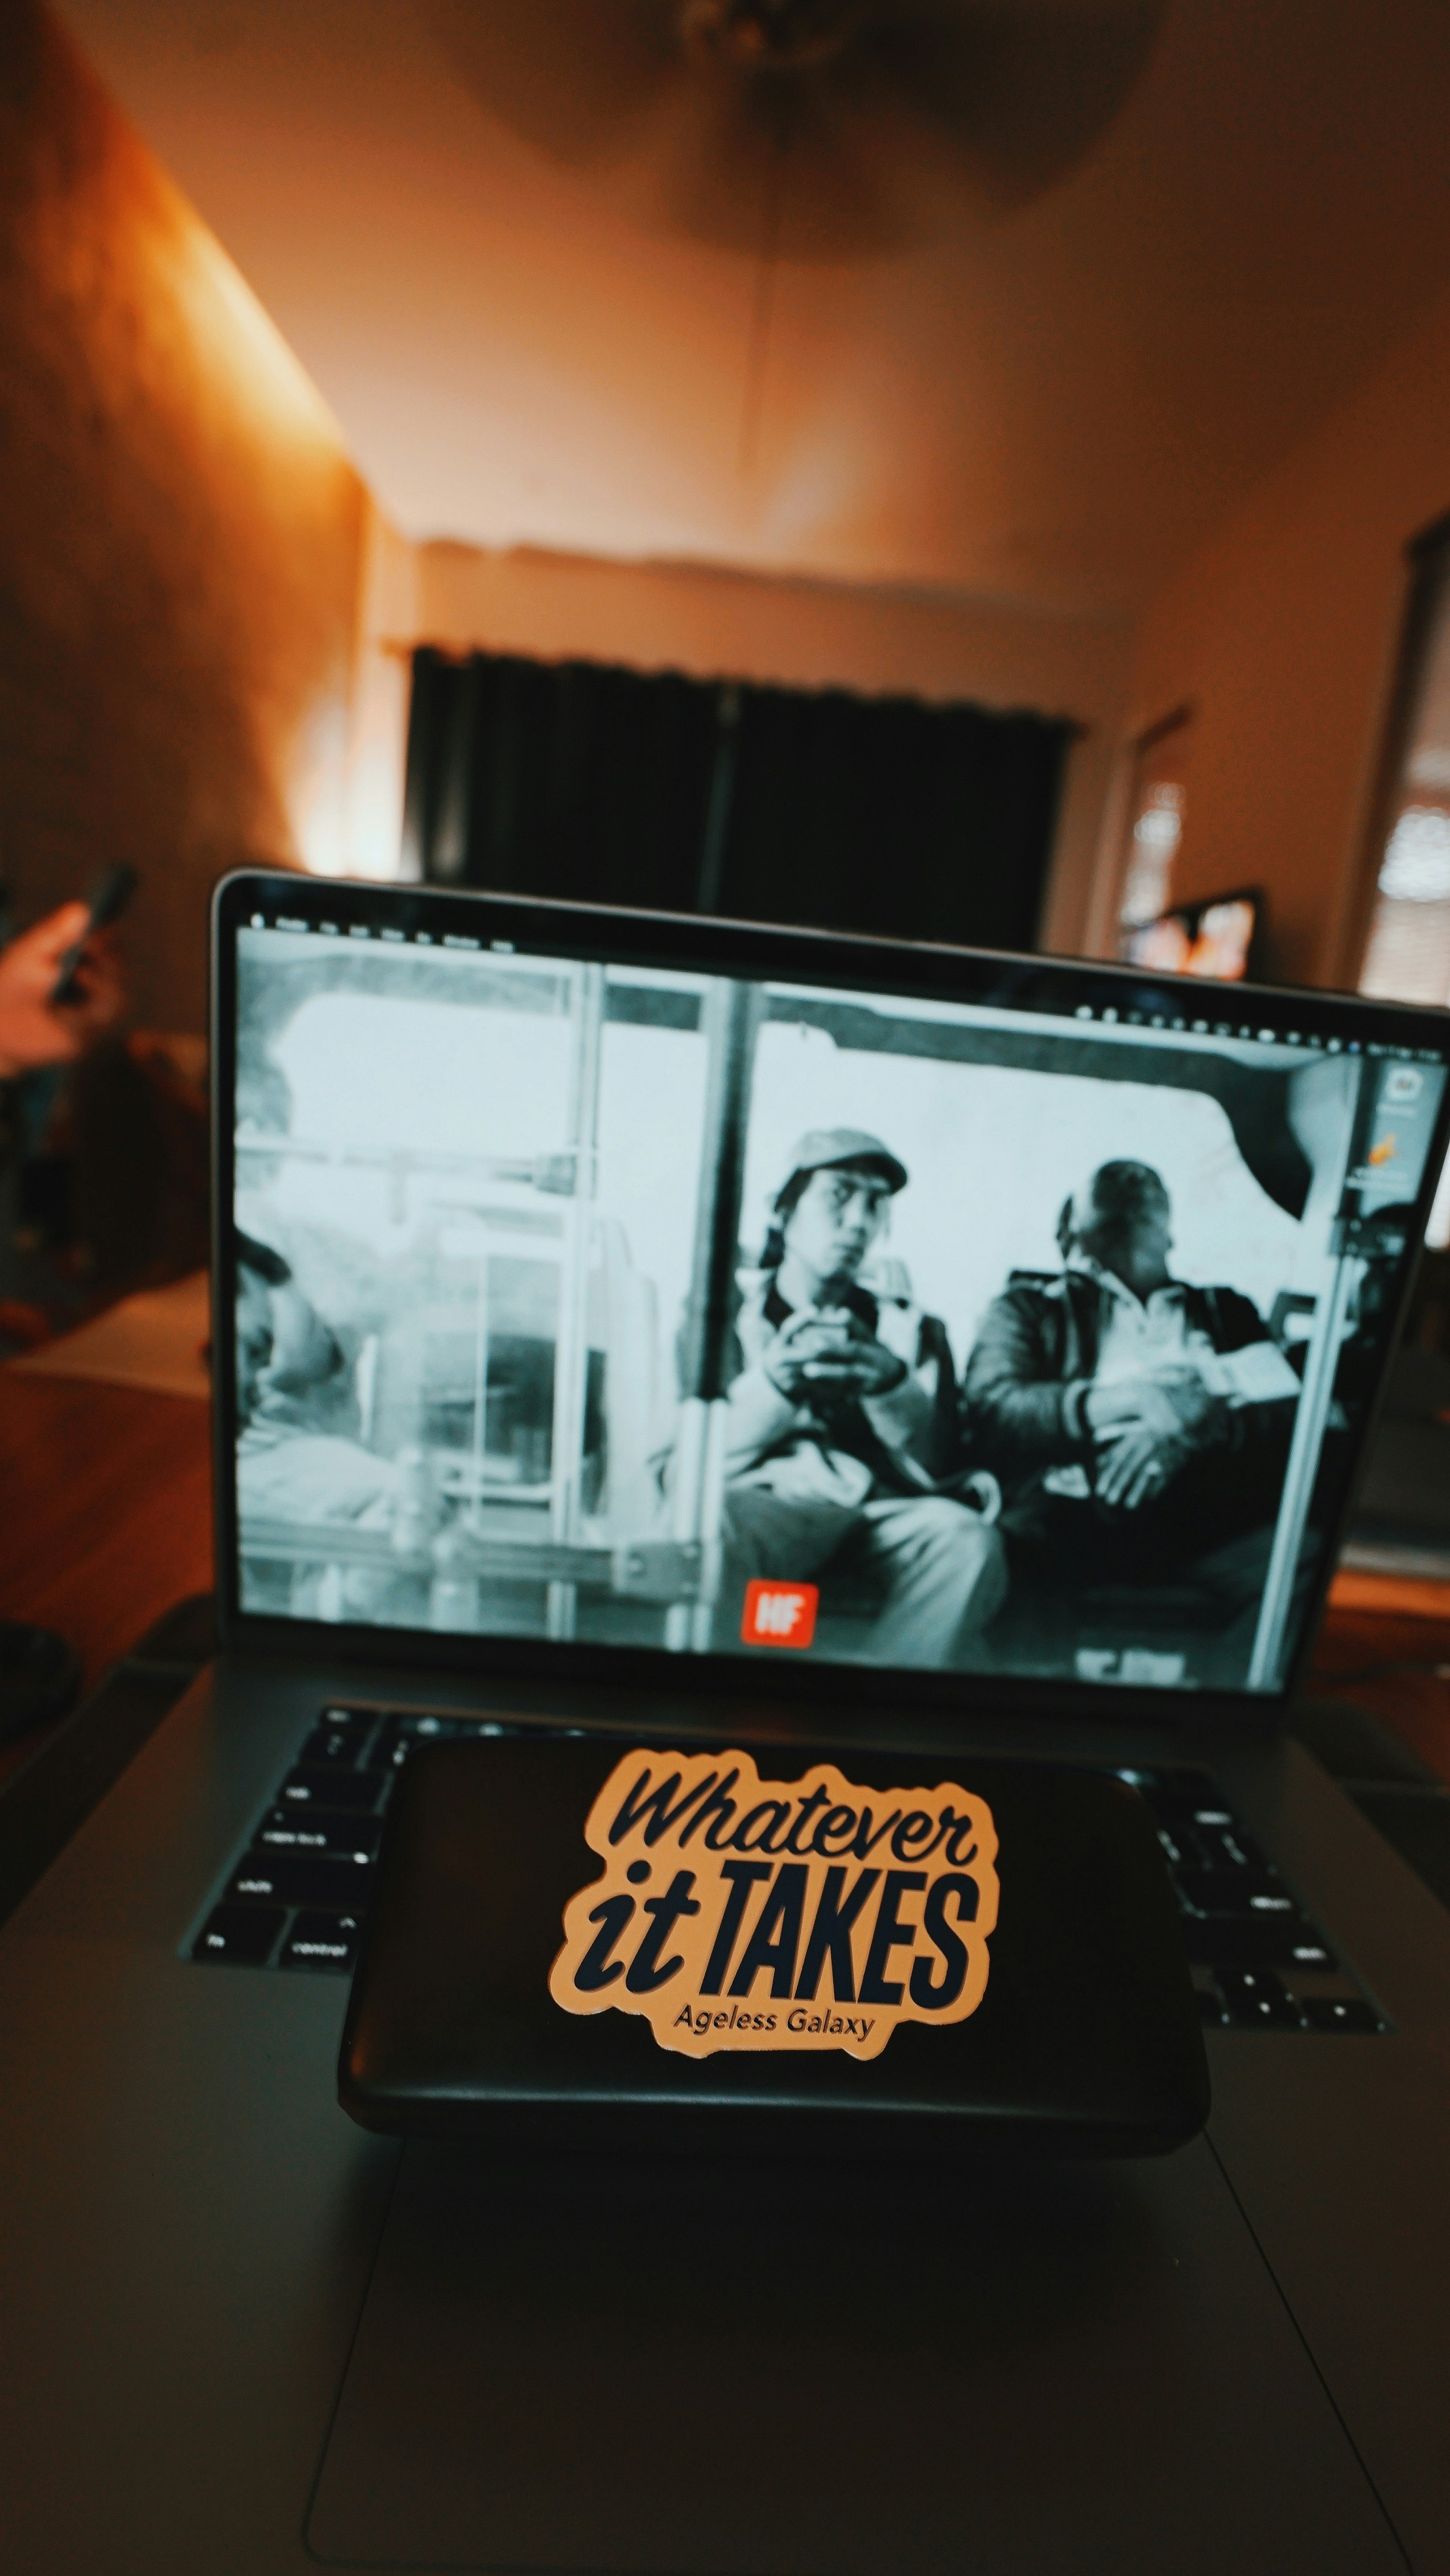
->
[0,0,399,1033]
[1109,280,1450,986]
[412,540,1133,954]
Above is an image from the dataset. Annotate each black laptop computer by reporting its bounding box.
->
[4,868,1450,2575]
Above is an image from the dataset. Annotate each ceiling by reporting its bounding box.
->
[56,0,1450,616]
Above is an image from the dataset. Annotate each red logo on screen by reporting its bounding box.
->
[741,1581,819,1649]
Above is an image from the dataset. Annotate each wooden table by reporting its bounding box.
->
[1,1367,1448,1789]
[0,1372,212,1780]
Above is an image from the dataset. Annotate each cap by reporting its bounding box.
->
[775,1128,908,1201]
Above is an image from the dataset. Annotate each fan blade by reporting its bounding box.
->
[426,0,680,169]
[430,0,908,259]
[700,0,1167,251]
[866,0,1165,210]
[424,0,1164,260]
[628,61,913,258]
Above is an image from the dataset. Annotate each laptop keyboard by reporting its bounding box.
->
[1116,1766,1387,2031]
[185,1711,1388,2032]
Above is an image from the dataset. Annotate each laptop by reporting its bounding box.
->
[4,867,1450,2575]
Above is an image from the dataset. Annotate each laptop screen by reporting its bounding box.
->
[220,878,1450,1704]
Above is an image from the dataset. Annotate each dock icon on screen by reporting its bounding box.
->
[741,1581,819,1649]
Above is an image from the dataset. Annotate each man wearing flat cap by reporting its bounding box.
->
[716,1128,1006,1665]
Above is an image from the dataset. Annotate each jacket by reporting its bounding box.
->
[722,1270,959,1505]
[962,1266,1292,1481]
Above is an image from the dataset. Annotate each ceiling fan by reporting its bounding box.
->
[427,0,1166,263]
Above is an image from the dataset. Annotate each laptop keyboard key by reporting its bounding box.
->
[1300,1996,1383,2034]
[1180,1914,1335,1971]
[193,1903,287,1966]
[1199,1823,1267,1871]
[1175,1865,1284,1916]
[256,1808,385,1859]
[280,1910,363,1973]
[1155,1823,1200,1870]
[370,1712,514,1770]
[226,1852,375,1909]
[1216,1968,1303,2030]
[278,1764,386,1813]
[299,1721,374,1768]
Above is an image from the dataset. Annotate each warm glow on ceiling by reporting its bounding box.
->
[58,0,1450,615]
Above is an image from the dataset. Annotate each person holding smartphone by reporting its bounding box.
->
[0,895,129,1736]
[0,900,126,1077]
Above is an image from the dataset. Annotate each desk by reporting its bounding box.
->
[1,1365,1449,1787]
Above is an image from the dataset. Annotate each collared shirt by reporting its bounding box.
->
[1066,1253,1221,1387]
[1042,1256,1222,1497]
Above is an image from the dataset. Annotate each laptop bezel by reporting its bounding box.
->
[211,868,1450,1736]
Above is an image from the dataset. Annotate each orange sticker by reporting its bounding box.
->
[741,1579,819,1647]
[548,1747,999,2062]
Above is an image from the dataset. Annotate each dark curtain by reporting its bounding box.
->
[404,647,1073,952]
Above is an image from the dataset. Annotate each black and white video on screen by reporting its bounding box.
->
[231,928,1444,1697]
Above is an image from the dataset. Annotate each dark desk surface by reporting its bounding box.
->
[1,1366,1448,1794]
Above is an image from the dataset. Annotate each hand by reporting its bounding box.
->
[0,903,126,1077]
[764,1307,906,1401]
[810,1332,909,1398]
[1084,1372,1180,1438]
[762,1309,847,1400]
[1158,1371,1228,1445]
[1094,1426,1192,1511]
[1084,1368,1224,1448]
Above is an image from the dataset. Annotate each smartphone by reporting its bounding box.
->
[51,863,138,1004]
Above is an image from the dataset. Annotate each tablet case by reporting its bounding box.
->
[339,1737,1209,2156]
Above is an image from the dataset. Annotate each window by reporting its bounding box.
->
[1358,520,1450,1009]
[401,647,1073,955]
[1357,520,1450,1245]
[1116,709,1192,956]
